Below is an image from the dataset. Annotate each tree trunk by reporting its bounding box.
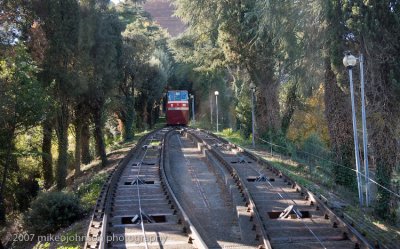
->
[143,101,149,128]
[372,124,396,219]
[122,96,134,141]
[255,81,281,135]
[246,63,280,135]
[147,102,153,129]
[0,124,15,224]
[81,120,91,164]
[93,109,108,167]
[366,61,397,218]
[322,0,356,189]
[42,119,53,188]
[0,192,5,225]
[74,120,82,176]
[281,83,298,136]
[324,60,355,188]
[55,103,69,190]
[154,103,160,124]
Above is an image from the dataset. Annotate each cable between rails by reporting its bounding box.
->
[134,134,158,249]
[217,138,328,249]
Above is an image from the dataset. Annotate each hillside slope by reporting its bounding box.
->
[143,0,186,37]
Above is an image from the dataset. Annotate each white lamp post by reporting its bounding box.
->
[359,54,371,207]
[190,94,195,124]
[250,83,256,148]
[343,52,370,207]
[215,91,219,132]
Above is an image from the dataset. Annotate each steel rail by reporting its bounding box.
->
[161,129,209,249]
[185,128,272,249]
[83,129,163,249]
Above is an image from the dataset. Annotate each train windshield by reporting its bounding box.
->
[168,92,175,101]
[168,91,188,101]
[180,91,188,101]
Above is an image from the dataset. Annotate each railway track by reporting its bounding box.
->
[84,128,205,249]
[164,129,265,249]
[184,128,373,249]
[84,127,373,249]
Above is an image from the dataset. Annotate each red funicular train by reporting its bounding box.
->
[166,90,189,125]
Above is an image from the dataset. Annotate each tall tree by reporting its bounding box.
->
[0,45,47,223]
[41,119,54,188]
[81,121,92,164]
[89,10,123,166]
[73,0,97,174]
[322,0,356,187]
[33,0,80,190]
[173,0,300,134]
[26,19,55,189]
[117,12,170,134]
[118,16,154,140]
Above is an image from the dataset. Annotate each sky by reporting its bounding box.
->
[111,0,121,4]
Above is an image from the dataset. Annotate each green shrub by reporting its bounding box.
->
[222,128,234,136]
[24,192,83,234]
[33,242,50,249]
[75,173,107,212]
[14,176,40,212]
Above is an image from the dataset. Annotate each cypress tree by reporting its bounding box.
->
[322,0,357,188]
[33,0,80,189]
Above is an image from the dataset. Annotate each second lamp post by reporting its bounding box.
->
[250,83,256,148]
[215,91,219,132]
[190,94,195,124]
[343,52,370,207]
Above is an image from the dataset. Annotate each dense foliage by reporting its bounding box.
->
[0,0,400,247]
[0,0,169,242]
[75,173,108,212]
[170,0,400,220]
[24,192,83,234]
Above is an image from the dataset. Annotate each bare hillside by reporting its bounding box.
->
[143,0,186,37]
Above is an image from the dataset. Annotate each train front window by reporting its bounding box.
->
[168,92,175,101]
[168,91,188,101]
[181,91,188,101]
[175,91,181,101]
